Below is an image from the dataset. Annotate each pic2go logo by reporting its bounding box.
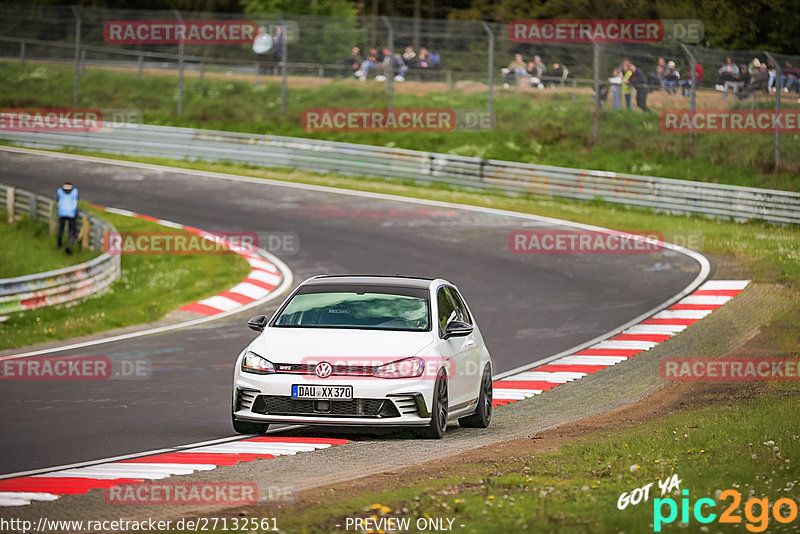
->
[654,489,799,532]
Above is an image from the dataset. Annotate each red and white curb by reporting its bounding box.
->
[90,205,282,317]
[0,437,347,507]
[491,280,750,406]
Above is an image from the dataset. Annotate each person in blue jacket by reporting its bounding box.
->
[56,181,79,253]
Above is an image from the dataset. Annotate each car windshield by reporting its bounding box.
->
[273,289,430,331]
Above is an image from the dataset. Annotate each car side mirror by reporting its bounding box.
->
[247,315,268,332]
[444,320,473,339]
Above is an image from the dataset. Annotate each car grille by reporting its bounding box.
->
[236,388,259,411]
[272,363,378,376]
[251,395,399,418]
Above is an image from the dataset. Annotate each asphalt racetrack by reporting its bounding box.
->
[0,149,702,475]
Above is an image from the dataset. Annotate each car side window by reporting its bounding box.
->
[446,287,472,325]
[437,287,456,336]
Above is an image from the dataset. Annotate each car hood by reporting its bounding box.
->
[249,327,435,363]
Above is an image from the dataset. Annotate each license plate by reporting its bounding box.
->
[291,384,353,400]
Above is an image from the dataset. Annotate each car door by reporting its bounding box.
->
[445,286,482,405]
[436,286,473,408]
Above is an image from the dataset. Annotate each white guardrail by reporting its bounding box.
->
[1,124,799,224]
[0,184,120,314]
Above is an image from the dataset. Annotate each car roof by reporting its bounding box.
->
[303,275,439,290]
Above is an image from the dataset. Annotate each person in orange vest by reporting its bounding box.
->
[56,181,79,254]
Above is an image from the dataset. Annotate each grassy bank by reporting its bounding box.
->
[0,206,251,350]
[0,214,98,277]
[271,385,800,533]
[1,63,799,191]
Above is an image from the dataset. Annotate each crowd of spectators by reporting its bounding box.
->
[716,56,798,101]
[501,53,569,89]
[343,45,440,82]
[602,53,799,110]
[604,58,650,112]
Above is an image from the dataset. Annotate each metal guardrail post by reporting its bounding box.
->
[481,22,494,120]
[137,55,143,79]
[49,202,57,235]
[29,194,37,220]
[6,186,14,224]
[446,71,452,95]
[174,10,185,115]
[20,41,25,68]
[381,16,393,110]
[764,51,781,169]
[681,44,697,158]
[70,6,81,108]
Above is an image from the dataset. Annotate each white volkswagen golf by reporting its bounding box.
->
[232,275,493,438]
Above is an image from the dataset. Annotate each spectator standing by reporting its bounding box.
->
[56,181,79,254]
[271,27,284,61]
[630,64,650,112]
[621,60,633,110]
[609,67,622,110]
[252,26,272,74]
[680,62,704,97]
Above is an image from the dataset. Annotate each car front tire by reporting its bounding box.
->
[418,370,449,439]
[458,364,492,428]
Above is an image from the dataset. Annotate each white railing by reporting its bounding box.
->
[1,123,798,224]
[0,184,120,314]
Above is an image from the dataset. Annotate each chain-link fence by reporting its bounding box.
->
[1,4,798,168]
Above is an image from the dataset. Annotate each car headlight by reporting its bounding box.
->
[241,351,275,374]
[374,357,425,379]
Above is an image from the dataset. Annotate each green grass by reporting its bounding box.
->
[0,206,251,350]
[0,214,98,277]
[272,386,800,533]
[1,62,799,191]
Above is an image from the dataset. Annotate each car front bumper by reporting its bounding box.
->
[233,372,436,426]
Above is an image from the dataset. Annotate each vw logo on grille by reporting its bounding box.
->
[315,361,333,378]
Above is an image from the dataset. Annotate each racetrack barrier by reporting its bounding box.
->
[1,123,798,224]
[0,183,121,314]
